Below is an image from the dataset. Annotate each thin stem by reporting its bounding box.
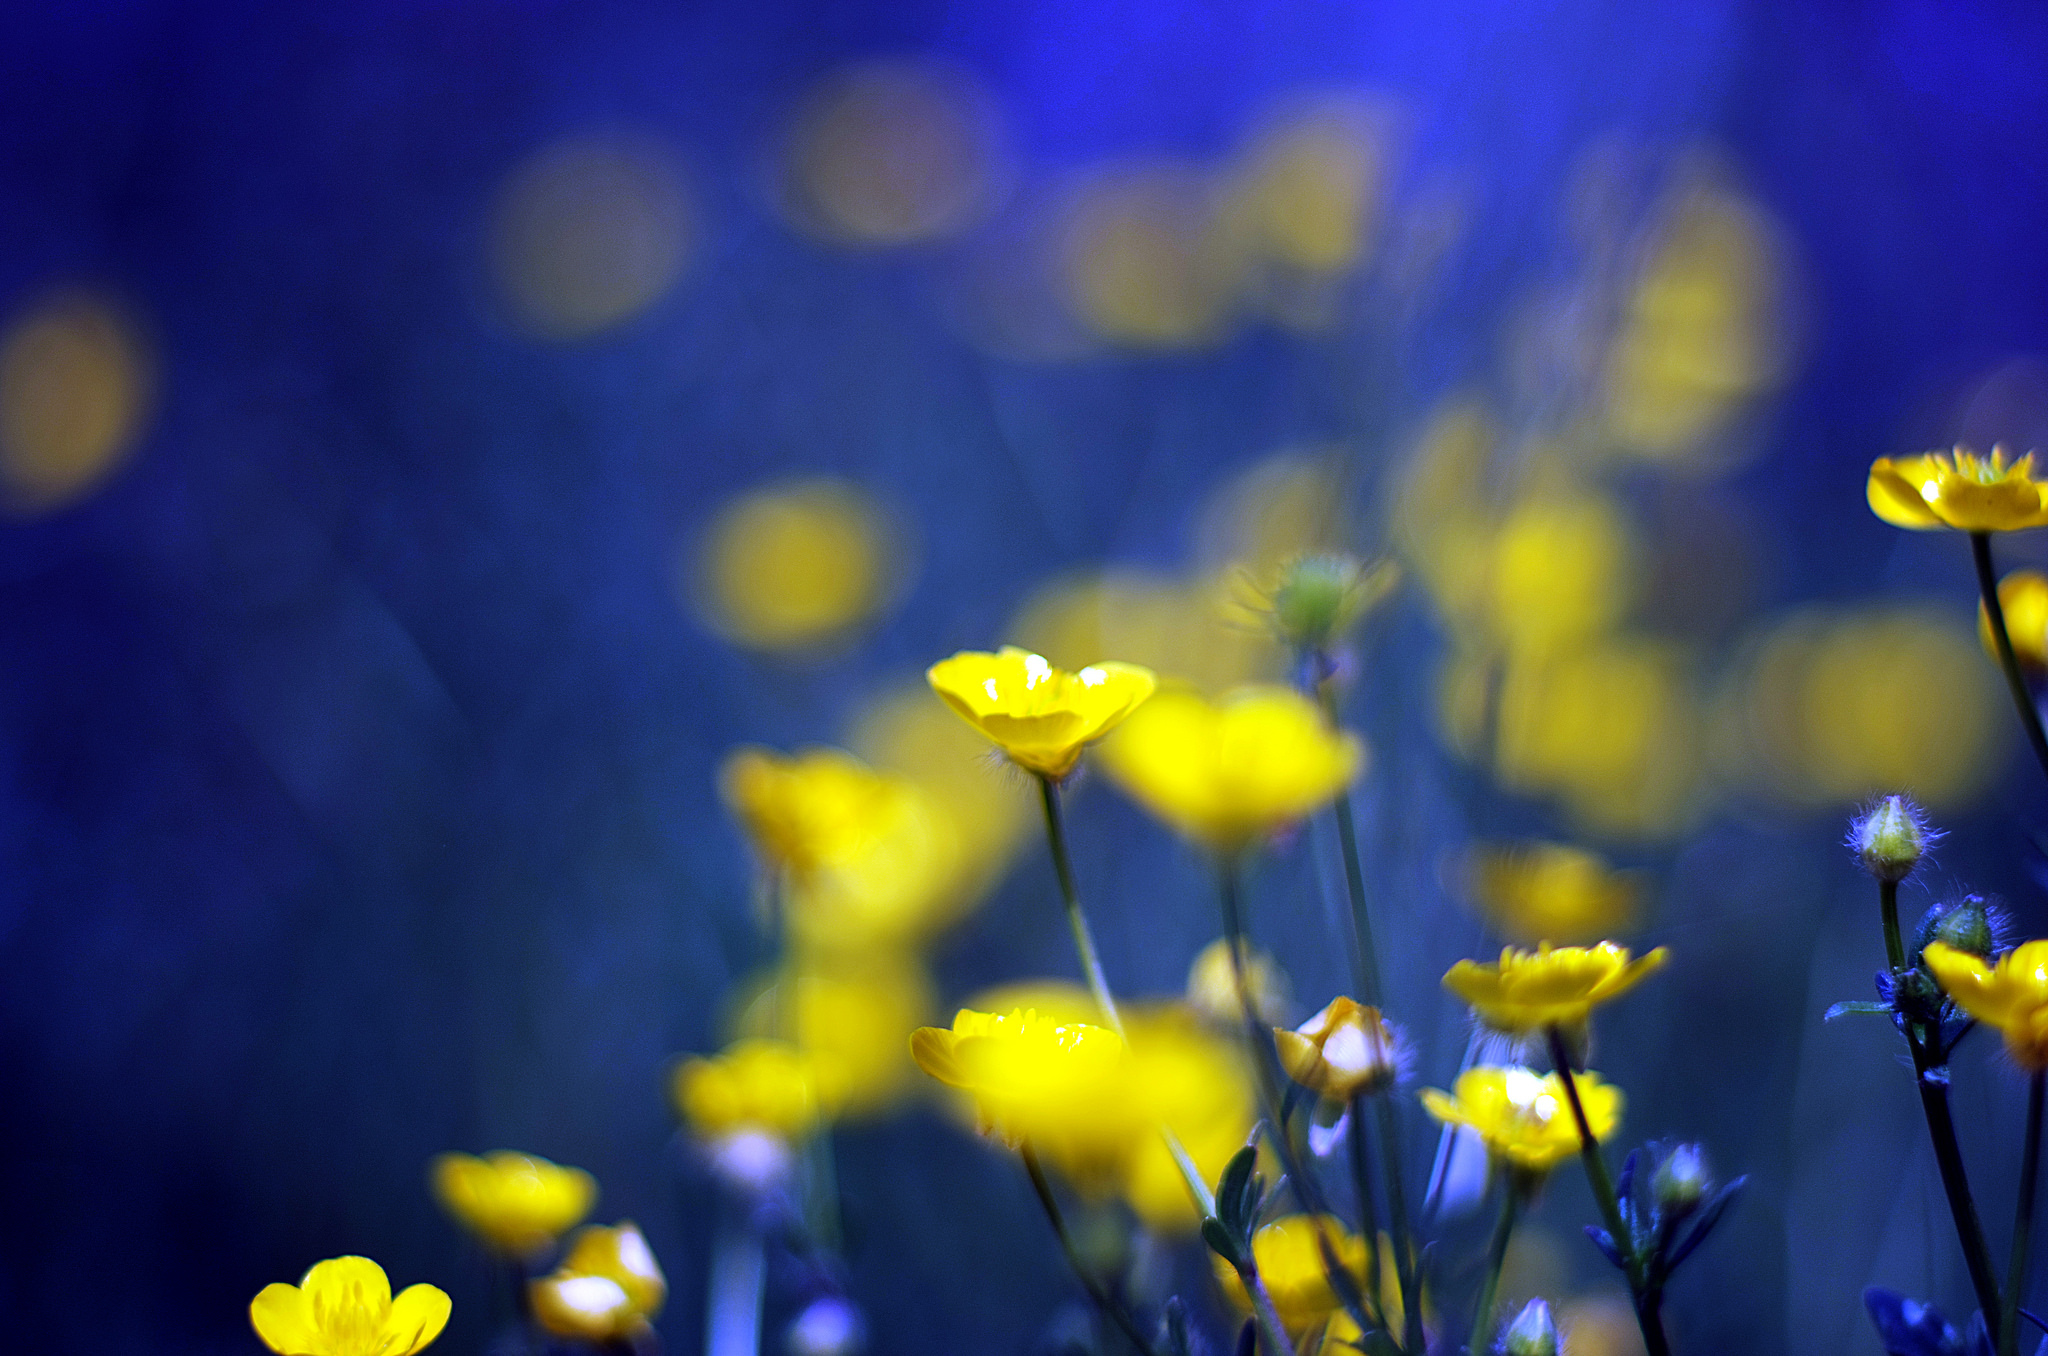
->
[704,1221,765,1356]
[1312,671,1383,1008]
[1547,1027,1668,1356]
[1348,1094,1385,1330]
[1972,531,2048,787]
[1471,1175,1520,1352]
[1022,1146,1162,1356]
[2002,1073,2046,1356]
[1881,878,1907,975]
[1374,1096,1424,1356]
[1037,775,1126,1040]
[1240,1269,1303,1356]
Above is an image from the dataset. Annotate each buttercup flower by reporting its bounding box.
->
[674,1038,834,1143]
[1466,842,1637,945]
[250,1256,450,1356]
[910,1006,1138,1188]
[1923,939,2048,1070]
[1420,1066,1621,1172]
[430,1151,595,1256]
[1443,942,1667,1035]
[528,1222,667,1342]
[1274,996,1399,1100]
[1867,445,2048,532]
[926,647,1157,778]
[1981,569,2048,674]
[719,745,921,877]
[1097,685,1363,850]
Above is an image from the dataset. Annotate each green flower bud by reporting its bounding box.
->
[1653,1143,1711,1215]
[1499,1298,1558,1356]
[1927,894,1995,960]
[1849,795,1934,884]
[1268,555,1397,654]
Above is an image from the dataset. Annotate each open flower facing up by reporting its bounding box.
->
[528,1222,667,1343]
[1420,1066,1621,1172]
[431,1151,595,1257]
[1275,996,1400,1101]
[250,1256,450,1356]
[1922,939,2048,1070]
[910,1006,1138,1189]
[1443,942,1667,1035]
[1097,685,1362,850]
[1868,445,2048,532]
[926,647,1157,779]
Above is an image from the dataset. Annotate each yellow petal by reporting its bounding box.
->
[1867,459,1945,529]
[387,1284,452,1356]
[299,1255,393,1312]
[909,1026,965,1085]
[249,1283,318,1355]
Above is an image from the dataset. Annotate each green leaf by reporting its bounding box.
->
[1201,1216,1246,1270]
[1823,1000,1893,1021]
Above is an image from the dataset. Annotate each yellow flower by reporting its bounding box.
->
[1868,445,2048,532]
[1212,1214,1368,1334]
[528,1222,667,1342]
[1442,942,1667,1034]
[1466,842,1638,946]
[1097,685,1362,849]
[926,647,1157,778]
[250,1256,450,1356]
[1419,1066,1620,1171]
[1185,937,1289,1026]
[1981,569,2048,674]
[910,1006,1138,1188]
[1924,940,2048,1071]
[1114,1005,1256,1233]
[731,957,934,1118]
[720,745,920,878]
[674,1038,832,1142]
[1275,996,1399,1101]
[430,1151,595,1256]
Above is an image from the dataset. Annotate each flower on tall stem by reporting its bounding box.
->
[1867,445,2048,532]
[925,647,1157,779]
[1419,1066,1622,1174]
[250,1256,451,1356]
[1442,942,1667,1037]
[430,1151,596,1257]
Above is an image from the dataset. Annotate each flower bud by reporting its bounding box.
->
[1267,555,1398,654]
[1186,938,1289,1026]
[1849,795,1933,884]
[1498,1298,1559,1356]
[1653,1143,1711,1216]
[1274,997,1400,1100]
[1925,894,1995,960]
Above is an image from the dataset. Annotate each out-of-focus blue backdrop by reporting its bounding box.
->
[6,2,2048,1353]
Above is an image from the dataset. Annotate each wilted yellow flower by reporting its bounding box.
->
[1213,1214,1369,1334]
[1186,937,1289,1026]
[529,1222,666,1342]
[1443,942,1667,1035]
[675,1038,831,1142]
[926,647,1157,778]
[1275,996,1399,1100]
[1868,445,2048,532]
[250,1256,450,1356]
[1923,940,2048,1071]
[911,1006,1137,1187]
[1981,570,2048,674]
[1420,1066,1620,1172]
[1467,842,1638,945]
[430,1151,596,1256]
[1098,685,1362,849]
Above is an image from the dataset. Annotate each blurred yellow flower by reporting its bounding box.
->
[529,1222,666,1342]
[1115,1005,1257,1233]
[1213,1214,1368,1334]
[1487,490,1634,658]
[694,479,901,650]
[1868,446,2048,532]
[1275,996,1399,1101]
[911,1006,1137,1188]
[1098,685,1362,849]
[1443,942,1667,1035]
[1924,940,2048,1071]
[250,1256,450,1356]
[1185,937,1289,1026]
[1981,570,2048,674]
[720,746,918,878]
[430,1151,595,1256]
[1420,1066,1620,1172]
[1466,842,1638,946]
[732,957,933,1118]
[675,1038,832,1142]
[926,647,1157,778]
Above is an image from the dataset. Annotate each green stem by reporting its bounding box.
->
[1239,1267,1303,1356]
[1022,1145,1163,1356]
[2002,1073,2046,1356]
[1471,1175,1520,1352]
[1547,1027,1668,1356]
[1374,1096,1424,1355]
[1881,878,1907,975]
[1972,531,2048,787]
[1348,1093,1385,1331]
[1037,774,1126,1040]
[1311,670,1383,1008]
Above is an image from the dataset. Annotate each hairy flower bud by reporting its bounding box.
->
[1925,894,1996,960]
[1849,795,1934,884]
[1499,1298,1559,1356]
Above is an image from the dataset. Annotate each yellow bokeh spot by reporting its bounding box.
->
[1010,569,1284,695]
[491,134,691,339]
[1058,164,1247,348]
[779,61,1008,246]
[693,479,902,652]
[0,289,154,513]
[1558,1295,1647,1356]
[1487,489,1635,658]
[1394,399,1499,631]
[734,956,935,1119]
[1723,608,2001,809]
[849,681,1033,887]
[1198,453,1350,578]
